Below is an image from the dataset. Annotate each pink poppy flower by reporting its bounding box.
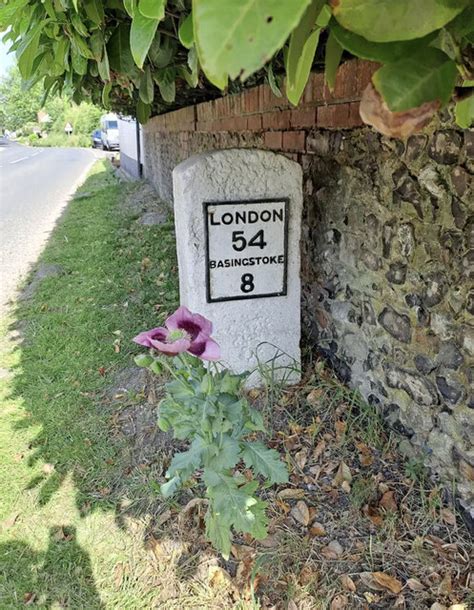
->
[133,306,220,361]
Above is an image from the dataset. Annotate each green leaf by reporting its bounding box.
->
[108,23,135,73]
[130,11,160,69]
[90,30,104,62]
[331,0,464,42]
[160,475,181,498]
[153,67,176,102]
[203,436,240,471]
[330,19,437,62]
[372,48,458,112]
[102,81,112,108]
[71,13,89,37]
[266,62,283,97]
[205,508,232,559]
[71,46,88,75]
[71,33,94,59]
[179,12,194,48]
[244,408,266,432]
[150,360,163,374]
[123,0,136,17]
[206,475,268,539]
[139,64,154,103]
[16,23,42,79]
[455,81,474,128]
[193,0,312,88]
[241,441,288,484]
[167,437,203,479]
[84,0,105,24]
[136,98,151,123]
[324,30,343,92]
[98,46,110,81]
[134,354,154,367]
[286,0,324,106]
[139,0,166,20]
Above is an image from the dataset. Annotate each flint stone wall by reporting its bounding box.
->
[143,64,473,517]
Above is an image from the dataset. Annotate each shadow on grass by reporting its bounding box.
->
[0,527,105,609]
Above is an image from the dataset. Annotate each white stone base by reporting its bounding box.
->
[172,149,302,385]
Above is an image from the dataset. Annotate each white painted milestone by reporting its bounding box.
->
[173,149,302,384]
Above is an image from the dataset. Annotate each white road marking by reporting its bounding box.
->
[10,156,29,164]
[30,151,42,157]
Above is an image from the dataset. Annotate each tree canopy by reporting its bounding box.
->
[1,0,473,136]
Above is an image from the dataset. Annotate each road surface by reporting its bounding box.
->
[0,141,102,312]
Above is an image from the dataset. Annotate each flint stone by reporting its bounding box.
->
[386,367,439,406]
[464,130,474,159]
[436,375,463,405]
[450,166,469,198]
[405,135,427,162]
[378,306,412,343]
[418,166,446,199]
[414,354,436,375]
[173,149,302,384]
[386,261,407,285]
[423,272,447,307]
[428,130,462,165]
[437,341,464,370]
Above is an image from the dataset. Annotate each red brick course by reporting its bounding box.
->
[146,59,376,153]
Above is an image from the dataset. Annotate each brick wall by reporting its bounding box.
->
[144,60,377,200]
[142,60,474,519]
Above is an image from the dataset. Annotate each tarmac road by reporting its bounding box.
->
[0,141,102,312]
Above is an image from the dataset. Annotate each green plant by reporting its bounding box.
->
[1,0,473,134]
[133,306,288,558]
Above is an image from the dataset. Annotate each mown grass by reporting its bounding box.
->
[0,161,178,608]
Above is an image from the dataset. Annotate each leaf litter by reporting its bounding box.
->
[112,358,472,609]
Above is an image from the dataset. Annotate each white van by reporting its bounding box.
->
[100,113,119,150]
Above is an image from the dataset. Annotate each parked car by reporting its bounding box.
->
[91,129,102,148]
[100,113,119,150]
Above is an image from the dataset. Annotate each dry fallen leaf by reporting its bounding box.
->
[333,462,352,488]
[340,574,356,592]
[379,490,397,512]
[278,488,306,501]
[406,578,425,591]
[291,501,310,526]
[287,600,299,610]
[321,540,343,559]
[309,522,326,537]
[208,565,233,590]
[359,82,439,138]
[307,388,323,405]
[357,445,374,467]
[330,594,348,609]
[313,439,326,461]
[440,508,456,526]
[335,420,347,439]
[438,572,452,596]
[231,544,255,561]
[364,504,384,527]
[23,592,37,606]
[295,448,308,470]
[430,604,447,610]
[360,571,402,595]
[298,565,314,586]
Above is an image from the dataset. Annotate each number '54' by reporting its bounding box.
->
[232,230,267,251]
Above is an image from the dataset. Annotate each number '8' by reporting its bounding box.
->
[240,274,254,293]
